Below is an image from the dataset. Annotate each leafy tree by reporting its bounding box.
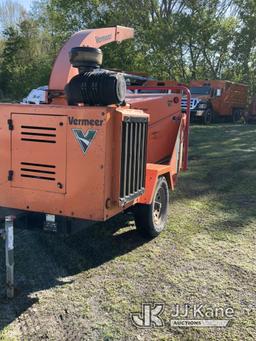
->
[232,0,256,95]
[0,0,255,100]
[0,19,53,100]
[34,0,240,81]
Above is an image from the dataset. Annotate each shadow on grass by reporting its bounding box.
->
[0,213,148,332]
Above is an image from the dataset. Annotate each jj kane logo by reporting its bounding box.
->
[72,129,97,154]
[130,303,164,328]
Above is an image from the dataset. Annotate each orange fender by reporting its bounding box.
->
[137,164,174,205]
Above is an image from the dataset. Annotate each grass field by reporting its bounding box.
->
[0,123,256,341]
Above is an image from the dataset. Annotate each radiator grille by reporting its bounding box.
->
[120,116,148,205]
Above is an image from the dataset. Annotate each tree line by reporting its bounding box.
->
[0,0,255,101]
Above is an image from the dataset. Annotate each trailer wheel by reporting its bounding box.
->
[203,109,213,124]
[134,176,169,238]
[232,109,241,123]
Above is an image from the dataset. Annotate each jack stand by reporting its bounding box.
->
[0,216,15,298]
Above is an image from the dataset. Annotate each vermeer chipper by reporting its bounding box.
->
[0,26,190,238]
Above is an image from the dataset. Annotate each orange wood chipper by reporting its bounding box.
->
[182,80,248,124]
[0,26,190,238]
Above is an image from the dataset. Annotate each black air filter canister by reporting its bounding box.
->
[65,70,127,106]
[69,46,103,73]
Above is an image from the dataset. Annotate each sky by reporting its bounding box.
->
[0,0,34,30]
[0,0,33,10]
[17,0,33,10]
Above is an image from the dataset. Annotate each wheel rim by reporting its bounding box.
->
[233,111,240,122]
[205,111,211,124]
[153,186,168,226]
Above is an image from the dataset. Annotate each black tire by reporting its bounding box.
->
[202,108,213,124]
[134,176,169,238]
[232,109,241,123]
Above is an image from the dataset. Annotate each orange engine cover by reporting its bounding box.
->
[0,103,148,221]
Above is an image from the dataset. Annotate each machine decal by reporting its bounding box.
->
[95,34,112,44]
[68,117,103,126]
[72,129,97,154]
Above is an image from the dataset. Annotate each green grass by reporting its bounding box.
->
[0,123,256,340]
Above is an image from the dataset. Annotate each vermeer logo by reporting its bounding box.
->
[72,129,97,154]
[68,117,103,126]
[95,34,112,43]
